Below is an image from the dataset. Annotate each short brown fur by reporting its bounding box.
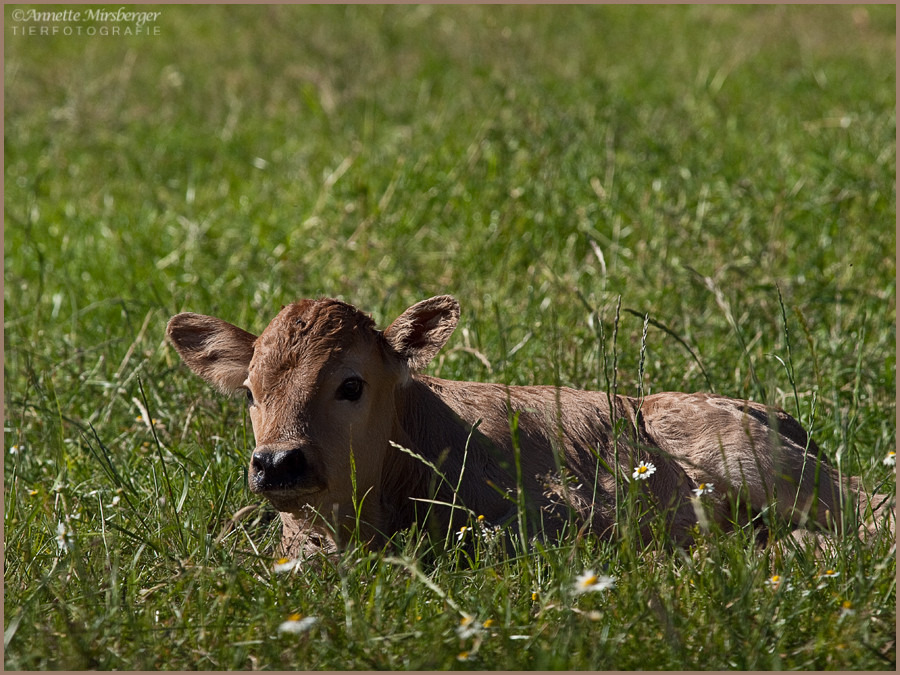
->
[167,295,891,557]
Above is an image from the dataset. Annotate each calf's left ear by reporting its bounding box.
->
[383,295,460,371]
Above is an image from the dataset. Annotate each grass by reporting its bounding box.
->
[4,4,896,670]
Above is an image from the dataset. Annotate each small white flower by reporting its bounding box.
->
[455,614,482,639]
[278,614,318,634]
[478,522,502,542]
[766,574,791,591]
[55,521,73,552]
[456,526,470,541]
[821,569,840,578]
[632,461,656,481]
[9,445,19,455]
[883,451,895,467]
[574,570,616,595]
[692,482,714,497]
[274,557,300,573]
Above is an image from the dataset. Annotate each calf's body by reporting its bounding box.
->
[167,295,880,557]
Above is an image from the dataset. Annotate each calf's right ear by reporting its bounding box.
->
[383,295,460,371]
[166,313,257,394]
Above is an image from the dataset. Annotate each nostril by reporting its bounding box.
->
[251,450,273,476]
[250,448,307,491]
[271,449,307,479]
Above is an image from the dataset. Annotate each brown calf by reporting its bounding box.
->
[167,295,885,557]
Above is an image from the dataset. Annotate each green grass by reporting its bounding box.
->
[4,4,896,669]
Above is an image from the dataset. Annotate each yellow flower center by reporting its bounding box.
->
[582,574,598,586]
[287,613,302,622]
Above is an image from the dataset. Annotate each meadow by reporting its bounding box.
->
[4,4,896,669]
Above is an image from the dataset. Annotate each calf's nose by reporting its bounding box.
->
[249,447,308,493]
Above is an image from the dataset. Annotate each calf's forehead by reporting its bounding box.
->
[249,299,383,385]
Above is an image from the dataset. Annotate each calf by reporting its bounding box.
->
[167,295,886,557]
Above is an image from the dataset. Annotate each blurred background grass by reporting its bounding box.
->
[4,4,896,669]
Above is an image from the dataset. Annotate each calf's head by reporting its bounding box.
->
[166,295,460,542]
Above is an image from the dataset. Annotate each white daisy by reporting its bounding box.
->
[883,450,895,467]
[455,613,482,639]
[55,521,73,552]
[766,574,791,591]
[278,614,318,634]
[274,557,300,573]
[574,570,616,595]
[632,461,656,481]
[692,482,714,497]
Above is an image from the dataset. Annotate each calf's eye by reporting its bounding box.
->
[336,377,364,402]
[245,388,255,405]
